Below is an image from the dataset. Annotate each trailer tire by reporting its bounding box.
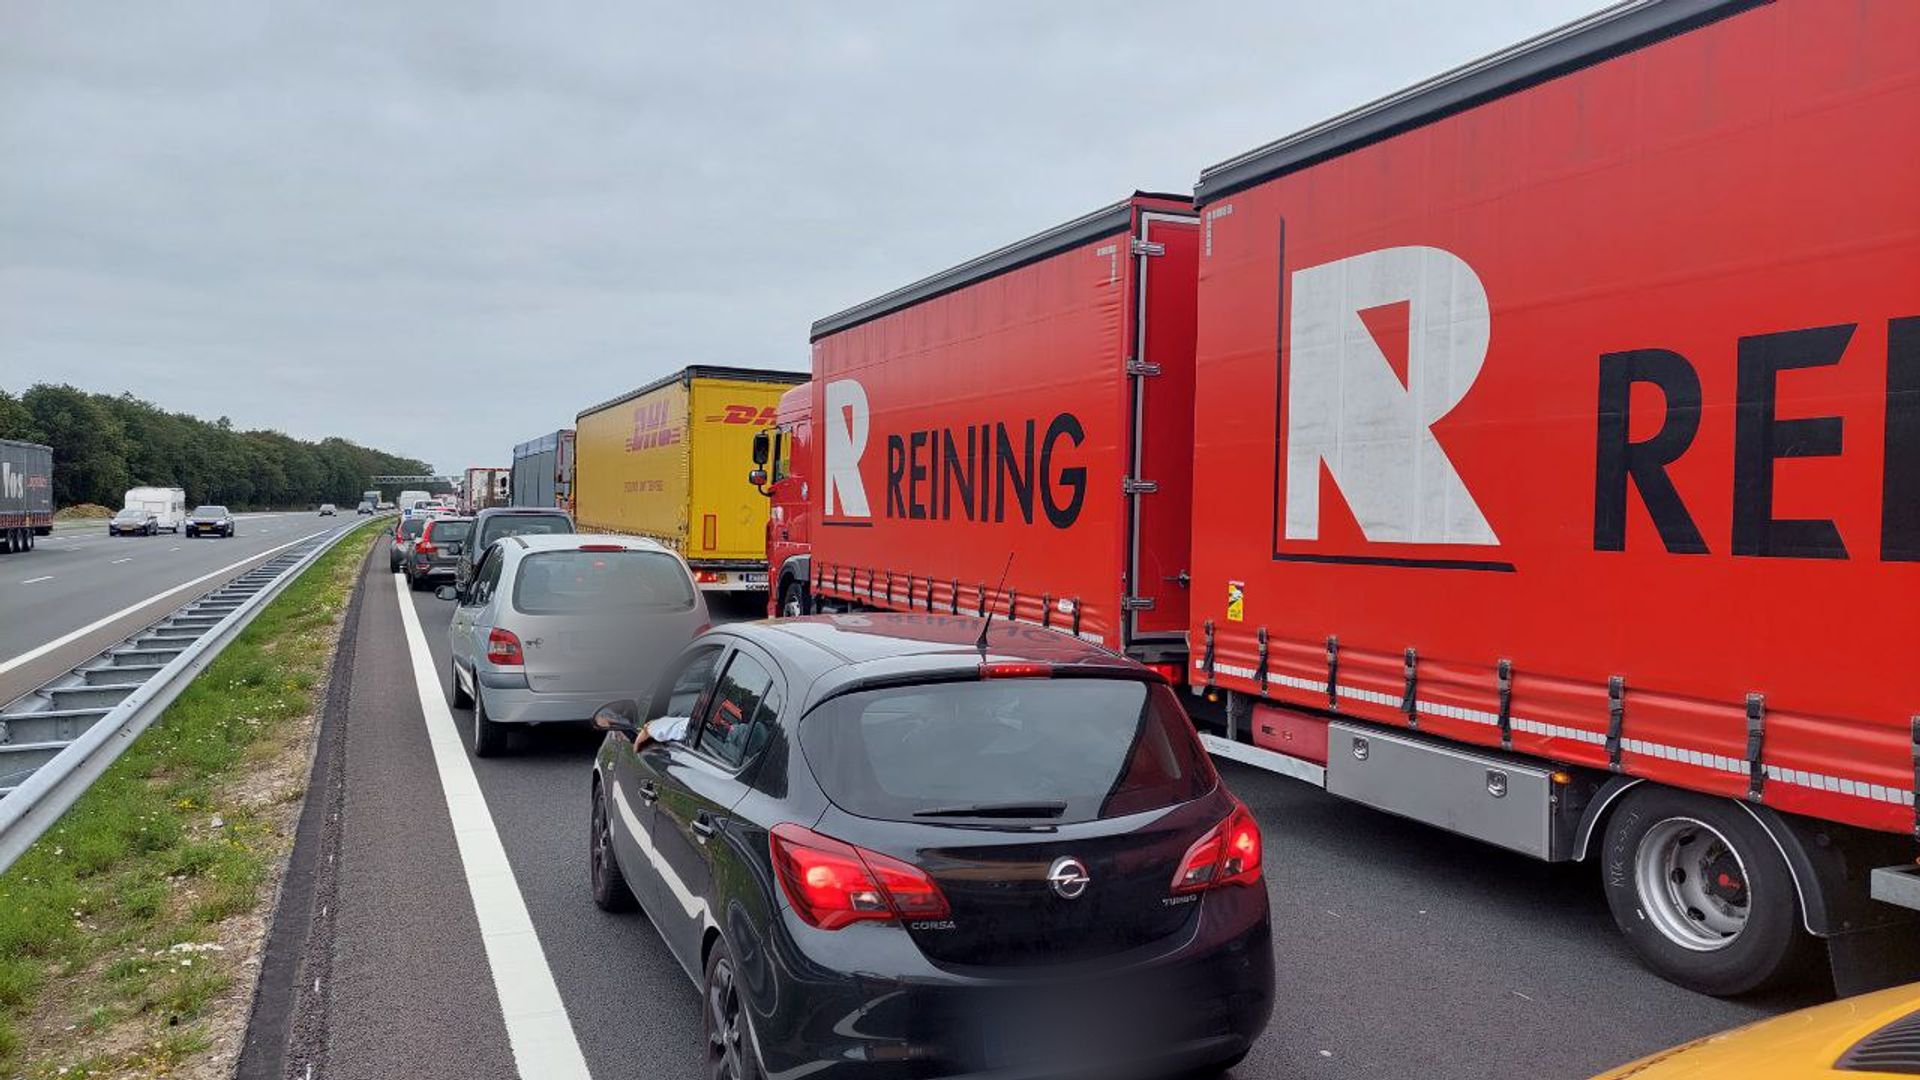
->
[23,528,33,551]
[1,529,13,554]
[1602,786,1814,996]
[778,579,808,618]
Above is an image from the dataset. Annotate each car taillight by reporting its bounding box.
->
[978,661,1052,679]
[769,823,949,930]
[416,540,436,555]
[1171,801,1263,894]
[486,627,524,666]
[693,570,723,584]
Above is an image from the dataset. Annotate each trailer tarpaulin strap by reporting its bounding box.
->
[950,580,960,615]
[1745,693,1767,802]
[1606,676,1626,772]
[925,578,934,613]
[1255,627,1270,696]
[1071,598,1082,638]
[1325,636,1339,708]
[1497,659,1514,750]
[1007,589,1017,620]
[1201,619,1216,693]
[1401,648,1418,730]
[1910,715,1919,840]
[977,585,987,617]
[1041,594,1053,629]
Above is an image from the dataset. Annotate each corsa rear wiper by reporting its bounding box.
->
[913,801,1068,819]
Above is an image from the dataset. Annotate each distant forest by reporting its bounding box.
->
[0,384,432,510]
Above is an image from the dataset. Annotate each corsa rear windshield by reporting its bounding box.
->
[477,513,570,549]
[800,678,1215,824]
[510,550,695,614]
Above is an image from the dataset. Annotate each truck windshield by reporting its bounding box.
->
[800,678,1215,824]
[511,550,695,613]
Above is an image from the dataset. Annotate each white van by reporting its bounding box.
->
[397,490,433,521]
[123,486,186,533]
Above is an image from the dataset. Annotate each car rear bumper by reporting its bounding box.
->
[750,885,1273,1079]
[476,681,607,726]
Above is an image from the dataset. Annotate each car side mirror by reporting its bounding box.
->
[750,430,770,466]
[592,699,641,735]
[435,585,458,602]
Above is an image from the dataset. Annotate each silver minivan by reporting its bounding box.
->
[441,534,709,757]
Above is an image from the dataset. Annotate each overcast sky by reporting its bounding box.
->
[2,0,1598,474]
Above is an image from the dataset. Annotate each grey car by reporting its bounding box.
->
[404,515,472,591]
[108,507,158,536]
[454,506,574,596]
[389,515,428,572]
[440,534,708,757]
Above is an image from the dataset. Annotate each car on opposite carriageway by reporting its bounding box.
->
[184,506,234,538]
[586,613,1274,1079]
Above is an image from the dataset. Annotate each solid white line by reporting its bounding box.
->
[20,576,52,585]
[0,529,333,678]
[392,575,594,1080]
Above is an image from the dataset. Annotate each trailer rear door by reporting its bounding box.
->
[1126,214,1199,643]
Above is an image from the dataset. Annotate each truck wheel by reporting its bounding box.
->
[1,529,13,554]
[472,688,507,758]
[1602,786,1814,995]
[23,528,32,551]
[778,580,808,618]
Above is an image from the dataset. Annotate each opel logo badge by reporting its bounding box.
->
[1047,856,1090,900]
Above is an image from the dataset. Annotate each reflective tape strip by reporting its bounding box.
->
[1193,657,1915,809]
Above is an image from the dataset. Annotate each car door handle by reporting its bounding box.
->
[691,815,716,842]
[638,781,659,804]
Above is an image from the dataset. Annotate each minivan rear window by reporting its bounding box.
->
[511,550,695,614]
[800,679,1215,824]
[477,513,570,550]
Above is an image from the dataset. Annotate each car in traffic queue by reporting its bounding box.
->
[587,613,1275,1080]
[389,515,428,573]
[107,507,160,536]
[440,533,707,757]
[452,506,574,596]
[183,505,234,538]
[1591,979,1920,1078]
[404,515,472,591]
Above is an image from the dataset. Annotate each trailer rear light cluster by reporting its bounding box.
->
[486,627,524,666]
[1171,800,1263,894]
[978,661,1052,679]
[693,570,724,584]
[769,823,949,930]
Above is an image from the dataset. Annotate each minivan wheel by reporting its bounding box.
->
[1602,786,1814,996]
[449,661,472,709]
[471,688,507,758]
[589,780,638,913]
[704,942,761,1080]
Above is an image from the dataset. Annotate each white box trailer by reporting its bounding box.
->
[123,487,185,533]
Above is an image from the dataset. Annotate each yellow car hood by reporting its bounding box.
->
[1595,982,1920,1079]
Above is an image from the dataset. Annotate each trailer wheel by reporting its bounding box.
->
[1,529,12,554]
[778,579,808,618]
[1602,786,1814,995]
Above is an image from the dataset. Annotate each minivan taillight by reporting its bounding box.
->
[486,627,524,666]
[1171,800,1263,894]
[769,823,949,930]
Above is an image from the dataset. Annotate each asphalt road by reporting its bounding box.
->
[285,538,1820,1080]
[0,512,367,704]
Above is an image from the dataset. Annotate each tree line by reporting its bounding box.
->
[0,383,434,511]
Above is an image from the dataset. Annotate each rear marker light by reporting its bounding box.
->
[486,627,524,666]
[694,570,724,584]
[769,823,949,931]
[978,661,1052,679]
[1172,800,1263,894]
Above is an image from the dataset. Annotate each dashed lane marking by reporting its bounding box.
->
[110,557,133,564]
[392,575,594,1080]
[20,576,52,585]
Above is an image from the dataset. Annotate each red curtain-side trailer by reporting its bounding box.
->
[1188,0,1919,994]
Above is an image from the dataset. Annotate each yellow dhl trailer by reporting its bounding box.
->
[574,365,805,592]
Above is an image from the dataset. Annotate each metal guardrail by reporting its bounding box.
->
[0,520,372,874]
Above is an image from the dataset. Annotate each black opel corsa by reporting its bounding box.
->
[589,613,1273,1079]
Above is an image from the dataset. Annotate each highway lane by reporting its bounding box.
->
[288,539,1816,1080]
[0,512,371,703]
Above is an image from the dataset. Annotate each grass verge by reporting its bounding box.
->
[0,519,380,1078]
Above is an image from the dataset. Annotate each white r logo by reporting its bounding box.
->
[1285,245,1498,546]
[822,379,871,519]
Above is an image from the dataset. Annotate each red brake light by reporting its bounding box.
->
[416,539,437,555]
[1172,800,1263,894]
[578,543,624,552]
[978,661,1052,679]
[769,823,949,931]
[1143,661,1184,686]
[693,570,723,584]
[486,627,524,666]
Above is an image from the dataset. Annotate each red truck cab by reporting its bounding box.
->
[753,382,814,616]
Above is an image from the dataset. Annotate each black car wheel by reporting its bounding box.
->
[471,688,506,758]
[778,580,808,618]
[590,779,638,913]
[449,660,472,709]
[704,942,760,1080]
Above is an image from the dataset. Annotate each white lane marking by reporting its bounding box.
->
[0,529,333,678]
[110,557,133,564]
[393,576,594,1080]
[169,546,180,552]
[20,576,52,585]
